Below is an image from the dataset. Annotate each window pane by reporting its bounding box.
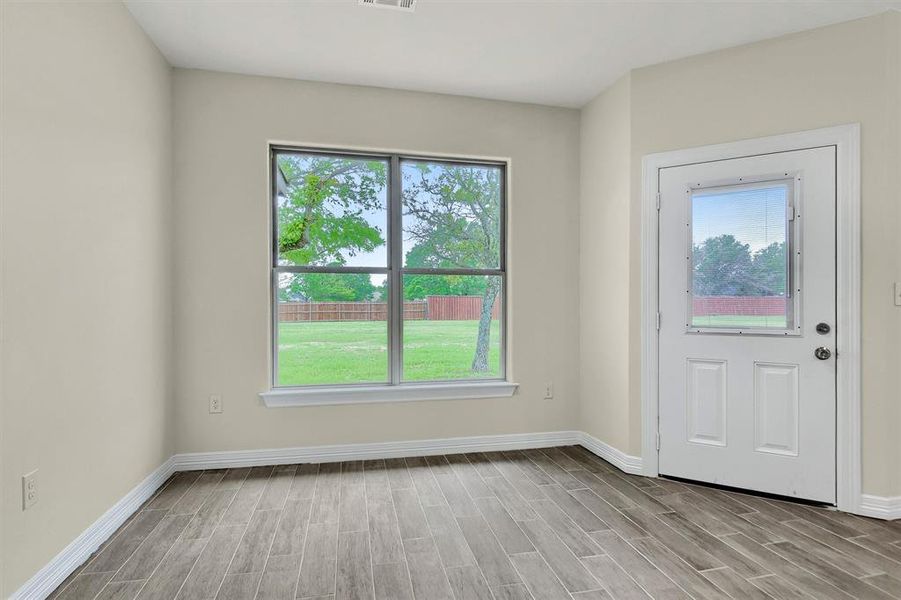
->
[402,275,502,381]
[691,182,792,330]
[276,152,388,267]
[401,161,502,269]
[276,273,388,386]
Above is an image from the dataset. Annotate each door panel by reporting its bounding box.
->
[686,359,727,447]
[753,362,800,456]
[658,147,836,504]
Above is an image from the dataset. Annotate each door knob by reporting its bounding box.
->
[814,346,832,360]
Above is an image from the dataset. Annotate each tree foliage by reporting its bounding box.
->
[402,163,501,270]
[402,244,487,300]
[280,273,377,302]
[693,235,786,296]
[750,242,787,296]
[277,155,386,266]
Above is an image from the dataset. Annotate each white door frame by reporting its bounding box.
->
[640,124,861,514]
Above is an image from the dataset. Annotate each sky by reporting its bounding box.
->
[691,183,789,253]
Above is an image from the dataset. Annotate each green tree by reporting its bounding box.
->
[280,273,376,302]
[751,242,787,296]
[403,164,501,372]
[403,243,487,300]
[277,155,386,266]
[693,234,754,296]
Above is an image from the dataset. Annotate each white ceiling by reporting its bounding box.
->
[125,0,900,108]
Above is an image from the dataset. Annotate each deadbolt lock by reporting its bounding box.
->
[816,322,831,334]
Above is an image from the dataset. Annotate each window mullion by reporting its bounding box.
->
[273,265,389,275]
[389,155,403,384]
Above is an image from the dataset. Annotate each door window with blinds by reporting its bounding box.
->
[687,177,799,334]
[271,147,506,388]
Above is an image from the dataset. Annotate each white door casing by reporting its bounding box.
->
[640,125,861,514]
[658,148,836,503]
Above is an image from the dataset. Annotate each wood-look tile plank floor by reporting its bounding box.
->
[49,446,901,599]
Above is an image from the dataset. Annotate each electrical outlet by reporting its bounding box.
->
[209,394,222,414]
[22,470,38,510]
[544,382,554,399]
[895,282,901,307]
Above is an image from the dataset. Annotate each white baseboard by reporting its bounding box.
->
[577,432,644,475]
[10,458,177,600]
[858,494,901,521]
[172,430,582,471]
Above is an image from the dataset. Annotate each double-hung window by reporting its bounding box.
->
[265,147,512,404]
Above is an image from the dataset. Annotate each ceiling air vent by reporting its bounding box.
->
[359,0,416,12]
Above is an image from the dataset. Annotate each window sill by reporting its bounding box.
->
[260,381,519,408]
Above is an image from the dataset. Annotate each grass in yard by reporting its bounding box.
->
[691,315,788,328]
[277,320,501,386]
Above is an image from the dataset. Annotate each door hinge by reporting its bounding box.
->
[656,432,661,451]
[656,312,661,331]
[656,192,661,211]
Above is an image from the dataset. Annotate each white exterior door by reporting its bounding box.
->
[658,147,836,504]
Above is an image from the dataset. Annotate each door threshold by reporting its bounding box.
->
[659,474,836,509]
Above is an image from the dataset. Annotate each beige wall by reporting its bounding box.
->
[2,5,899,593]
[578,75,635,450]
[171,70,581,454]
[0,2,174,595]
[580,12,901,496]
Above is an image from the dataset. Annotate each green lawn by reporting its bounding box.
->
[277,320,501,386]
[692,315,787,328]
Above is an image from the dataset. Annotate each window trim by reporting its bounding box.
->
[260,381,518,408]
[265,145,513,402]
[685,174,802,336]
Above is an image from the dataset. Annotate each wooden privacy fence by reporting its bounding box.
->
[278,295,499,322]
[279,301,426,322]
[426,295,500,321]
[693,296,786,316]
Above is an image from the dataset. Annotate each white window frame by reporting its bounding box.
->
[685,175,800,336]
[261,145,517,407]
